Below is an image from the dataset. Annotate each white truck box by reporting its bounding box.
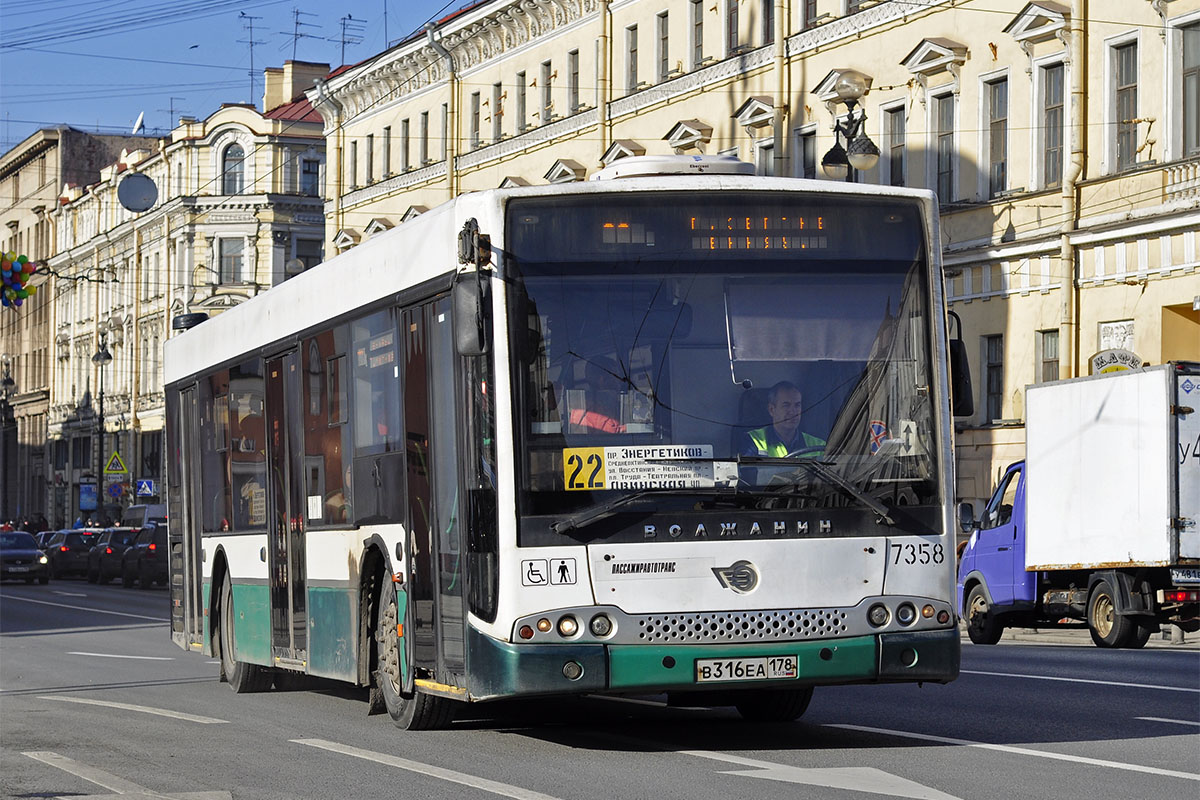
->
[1025,363,1200,570]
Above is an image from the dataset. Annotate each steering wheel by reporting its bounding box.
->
[783,445,825,459]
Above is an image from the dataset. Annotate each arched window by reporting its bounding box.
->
[222,144,245,195]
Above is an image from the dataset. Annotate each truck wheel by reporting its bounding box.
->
[1126,623,1153,649]
[1087,578,1136,648]
[965,584,1003,645]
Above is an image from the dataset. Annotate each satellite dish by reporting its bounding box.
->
[117,173,158,213]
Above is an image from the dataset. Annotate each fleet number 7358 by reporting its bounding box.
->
[891,542,945,565]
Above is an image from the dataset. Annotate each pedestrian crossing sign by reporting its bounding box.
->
[104,451,127,474]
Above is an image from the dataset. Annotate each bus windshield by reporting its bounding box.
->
[507,192,940,539]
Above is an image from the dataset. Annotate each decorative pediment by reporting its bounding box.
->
[901,38,969,79]
[663,120,713,152]
[601,140,646,165]
[499,176,530,188]
[401,205,428,223]
[332,228,360,250]
[733,97,774,129]
[1003,2,1069,46]
[364,218,393,236]
[544,158,586,184]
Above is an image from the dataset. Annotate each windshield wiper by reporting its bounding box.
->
[550,488,732,535]
[737,456,895,525]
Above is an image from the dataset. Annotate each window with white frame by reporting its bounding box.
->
[1041,63,1064,188]
[470,92,481,148]
[1182,20,1200,156]
[516,72,527,132]
[691,0,704,68]
[658,13,670,83]
[726,0,738,55]
[755,140,774,176]
[627,26,638,92]
[492,83,504,141]
[419,111,429,164]
[441,103,448,160]
[984,334,1004,422]
[762,0,774,46]
[886,105,906,186]
[301,158,320,196]
[218,238,245,283]
[541,60,553,119]
[348,140,358,189]
[365,133,374,183]
[986,77,1008,197]
[568,51,580,112]
[935,93,955,202]
[382,127,391,176]
[400,119,410,171]
[221,144,244,195]
[795,127,816,179]
[1113,40,1138,170]
[1037,329,1059,383]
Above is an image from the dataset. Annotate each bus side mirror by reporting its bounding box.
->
[454,273,489,357]
[958,502,975,533]
[948,311,974,417]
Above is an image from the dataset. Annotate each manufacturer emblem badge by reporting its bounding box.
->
[711,560,759,594]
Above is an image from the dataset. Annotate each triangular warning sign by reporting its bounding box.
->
[104,451,127,474]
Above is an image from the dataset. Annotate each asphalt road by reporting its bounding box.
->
[2,580,1197,800]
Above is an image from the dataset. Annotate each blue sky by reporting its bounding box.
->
[1,1,463,152]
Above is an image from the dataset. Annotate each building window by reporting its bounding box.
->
[755,141,774,176]
[365,133,374,183]
[798,129,816,179]
[294,238,322,271]
[1184,22,1200,156]
[803,0,819,28]
[219,238,245,284]
[887,106,906,186]
[1114,41,1138,170]
[627,26,638,92]
[348,140,358,189]
[1042,63,1064,188]
[492,83,503,141]
[658,13,670,83]
[221,144,244,195]
[985,334,1003,422]
[72,435,91,470]
[726,0,738,55]
[762,0,774,46]
[987,78,1008,197]
[400,119,410,171]
[847,0,866,13]
[541,61,553,120]
[419,111,429,164]
[1037,330,1059,383]
[441,103,448,160]
[301,158,320,196]
[691,0,704,67]
[936,94,955,203]
[382,128,391,176]
[516,71,527,132]
[568,51,580,112]
[470,92,481,148]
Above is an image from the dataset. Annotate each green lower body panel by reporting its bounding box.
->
[608,636,877,692]
[230,582,271,666]
[307,586,359,682]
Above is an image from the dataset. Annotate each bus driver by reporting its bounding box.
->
[739,380,825,458]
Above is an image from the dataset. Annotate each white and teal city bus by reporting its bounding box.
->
[165,156,972,729]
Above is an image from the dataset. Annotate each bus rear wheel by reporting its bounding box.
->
[217,574,273,692]
[734,687,814,722]
[375,583,453,730]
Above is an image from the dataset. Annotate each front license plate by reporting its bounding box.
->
[7,566,29,573]
[695,655,798,683]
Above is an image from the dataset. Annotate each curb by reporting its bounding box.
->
[958,625,1200,651]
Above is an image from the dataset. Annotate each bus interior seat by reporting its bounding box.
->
[729,386,771,455]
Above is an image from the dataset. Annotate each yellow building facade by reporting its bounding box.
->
[45,62,328,524]
[312,0,1200,508]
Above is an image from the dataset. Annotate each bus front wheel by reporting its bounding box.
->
[734,687,814,722]
[217,574,273,692]
[375,583,454,730]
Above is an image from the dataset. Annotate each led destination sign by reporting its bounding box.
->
[600,215,831,251]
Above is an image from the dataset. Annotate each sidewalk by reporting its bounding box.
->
[958,624,1200,651]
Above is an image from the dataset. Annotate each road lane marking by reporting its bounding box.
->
[68,651,175,660]
[1136,717,1200,727]
[0,592,167,621]
[293,738,565,800]
[961,669,1200,694]
[40,695,228,724]
[681,749,961,799]
[51,590,88,597]
[828,724,1200,781]
[24,750,162,794]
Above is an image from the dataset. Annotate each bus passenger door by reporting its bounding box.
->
[170,385,205,651]
[265,351,308,667]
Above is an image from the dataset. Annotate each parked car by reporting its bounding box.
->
[122,521,168,588]
[121,504,166,530]
[1,531,51,584]
[86,527,139,584]
[45,530,102,578]
[33,530,57,551]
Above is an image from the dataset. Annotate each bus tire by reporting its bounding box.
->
[218,574,273,692]
[375,583,453,730]
[1087,578,1135,648]
[734,687,814,722]
[965,584,1003,645]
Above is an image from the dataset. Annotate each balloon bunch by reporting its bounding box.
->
[1,252,39,308]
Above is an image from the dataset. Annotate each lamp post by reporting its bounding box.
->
[92,333,112,519]
[821,69,880,181]
[0,355,15,522]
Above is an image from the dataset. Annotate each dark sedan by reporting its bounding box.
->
[45,530,101,578]
[87,527,139,584]
[122,521,168,588]
[1,531,51,584]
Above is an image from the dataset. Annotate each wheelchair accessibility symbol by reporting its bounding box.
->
[521,559,548,586]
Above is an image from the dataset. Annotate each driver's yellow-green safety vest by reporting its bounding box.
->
[746,428,825,458]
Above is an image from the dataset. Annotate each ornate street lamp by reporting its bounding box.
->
[92,333,112,516]
[821,69,880,181]
[0,355,15,521]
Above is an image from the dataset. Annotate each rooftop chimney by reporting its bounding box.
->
[263,61,331,113]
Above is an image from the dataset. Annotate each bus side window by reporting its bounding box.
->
[350,309,406,525]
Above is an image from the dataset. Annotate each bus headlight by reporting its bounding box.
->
[589,614,613,637]
[867,604,890,627]
[896,603,917,626]
[557,616,579,637]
